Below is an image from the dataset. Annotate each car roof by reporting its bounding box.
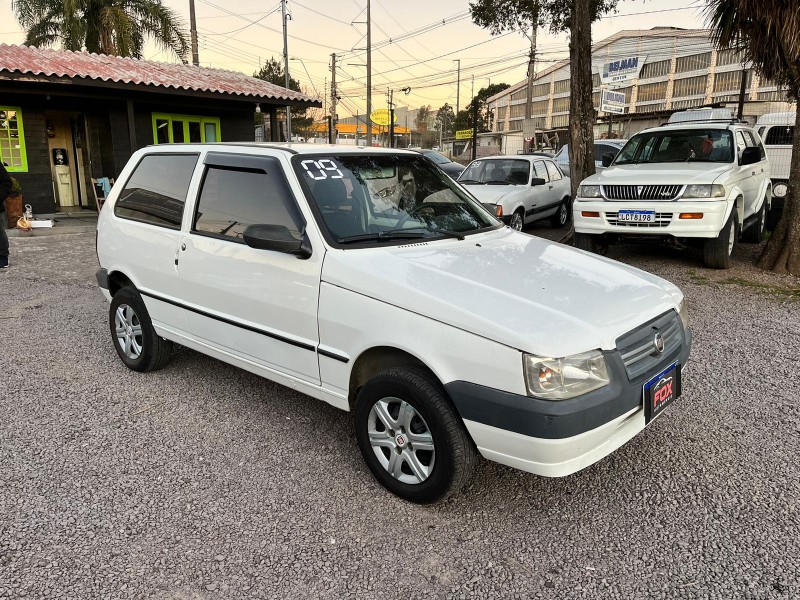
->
[473,155,550,162]
[755,112,795,126]
[636,122,751,136]
[144,142,419,156]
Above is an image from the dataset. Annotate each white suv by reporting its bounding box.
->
[96,143,691,503]
[573,118,771,268]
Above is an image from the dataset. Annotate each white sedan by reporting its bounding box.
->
[458,155,572,230]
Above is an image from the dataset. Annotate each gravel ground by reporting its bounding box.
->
[0,228,798,599]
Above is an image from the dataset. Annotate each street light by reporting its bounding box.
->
[289,57,320,98]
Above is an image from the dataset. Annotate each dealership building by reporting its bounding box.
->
[486,27,795,155]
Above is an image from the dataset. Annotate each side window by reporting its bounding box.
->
[743,130,766,160]
[545,160,562,181]
[594,144,609,162]
[735,130,747,156]
[193,161,303,242]
[765,126,794,145]
[115,154,199,228]
[533,161,549,182]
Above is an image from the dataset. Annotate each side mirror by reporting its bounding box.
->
[243,224,312,259]
[601,152,616,168]
[531,177,546,186]
[740,146,760,166]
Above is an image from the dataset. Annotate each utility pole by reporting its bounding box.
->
[330,53,337,144]
[524,12,538,151]
[189,0,199,66]
[454,59,461,131]
[388,88,395,148]
[281,0,292,142]
[366,0,373,147]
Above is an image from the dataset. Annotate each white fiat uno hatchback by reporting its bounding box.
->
[96,143,691,504]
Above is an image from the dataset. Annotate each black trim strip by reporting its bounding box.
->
[318,348,349,363]
[139,289,316,353]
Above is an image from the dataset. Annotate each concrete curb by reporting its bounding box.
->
[5,213,98,238]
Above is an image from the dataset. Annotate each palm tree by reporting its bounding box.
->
[13,0,189,62]
[705,0,800,275]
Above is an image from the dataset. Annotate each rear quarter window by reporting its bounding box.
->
[764,126,794,145]
[114,153,199,229]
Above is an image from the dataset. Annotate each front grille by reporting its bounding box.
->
[606,212,673,228]
[603,185,682,200]
[616,311,683,380]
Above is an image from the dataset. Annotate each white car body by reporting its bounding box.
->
[573,120,771,267]
[755,112,793,201]
[458,155,572,230]
[96,143,691,498]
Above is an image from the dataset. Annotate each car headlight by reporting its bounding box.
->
[683,184,725,198]
[523,350,610,400]
[678,298,689,329]
[579,185,602,198]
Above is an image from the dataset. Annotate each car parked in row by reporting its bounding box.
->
[573,110,771,269]
[414,148,465,178]
[755,111,794,229]
[553,139,628,174]
[96,143,690,504]
[457,155,572,230]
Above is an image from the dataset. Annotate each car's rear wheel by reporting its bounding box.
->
[703,210,738,269]
[551,198,570,228]
[509,209,524,231]
[741,201,766,243]
[109,287,173,372]
[354,367,476,504]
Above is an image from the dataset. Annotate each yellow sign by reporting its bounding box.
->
[370,109,396,126]
[456,128,475,140]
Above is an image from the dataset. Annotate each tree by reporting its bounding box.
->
[12,0,189,61]
[415,105,431,132]
[705,0,800,275]
[462,83,511,132]
[470,0,620,240]
[434,103,455,136]
[254,58,313,140]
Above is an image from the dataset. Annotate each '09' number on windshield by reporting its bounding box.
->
[301,159,344,180]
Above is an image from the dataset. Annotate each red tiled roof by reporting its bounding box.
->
[0,44,319,105]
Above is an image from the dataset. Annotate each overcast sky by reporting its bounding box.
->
[0,0,708,118]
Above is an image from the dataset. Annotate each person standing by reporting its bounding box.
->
[0,162,12,268]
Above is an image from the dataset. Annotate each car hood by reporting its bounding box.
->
[583,162,733,186]
[459,184,526,204]
[321,228,682,357]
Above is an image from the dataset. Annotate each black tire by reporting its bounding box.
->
[741,202,766,243]
[109,286,173,372]
[703,209,738,269]
[550,198,570,228]
[509,209,524,231]
[354,366,476,504]
[574,232,606,254]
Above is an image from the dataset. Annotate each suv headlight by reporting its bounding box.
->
[683,184,725,198]
[523,350,610,400]
[578,185,602,198]
[678,298,689,329]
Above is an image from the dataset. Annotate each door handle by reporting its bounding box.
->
[181,243,186,251]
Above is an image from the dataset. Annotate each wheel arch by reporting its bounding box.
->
[348,346,436,411]
[107,270,135,297]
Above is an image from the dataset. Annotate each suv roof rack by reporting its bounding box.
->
[659,118,744,126]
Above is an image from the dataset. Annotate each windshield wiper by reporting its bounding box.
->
[392,226,466,241]
[458,179,483,184]
[486,179,510,185]
[337,231,427,244]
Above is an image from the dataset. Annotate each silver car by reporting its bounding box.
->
[458,155,572,230]
[553,140,627,174]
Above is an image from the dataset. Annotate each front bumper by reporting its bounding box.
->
[446,319,692,477]
[573,198,730,239]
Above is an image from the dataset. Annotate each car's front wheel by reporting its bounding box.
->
[509,209,524,231]
[703,209,738,269]
[109,286,173,372]
[741,201,766,243]
[354,367,476,504]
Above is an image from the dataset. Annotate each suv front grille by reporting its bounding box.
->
[603,185,682,200]
[616,311,683,380]
[606,212,673,228]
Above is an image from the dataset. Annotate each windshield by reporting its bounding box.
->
[293,154,500,246]
[614,129,735,164]
[422,150,450,165]
[459,159,531,184]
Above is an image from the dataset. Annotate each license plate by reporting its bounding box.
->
[618,210,655,223]
[643,363,681,424]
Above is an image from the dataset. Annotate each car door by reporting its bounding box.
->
[176,151,323,384]
[528,160,552,221]
[732,130,760,219]
[545,160,568,207]
[742,129,768,215]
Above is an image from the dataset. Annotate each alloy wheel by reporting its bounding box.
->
[114,304,143,360]
[367,397,435,485]
[510,212,523,231]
